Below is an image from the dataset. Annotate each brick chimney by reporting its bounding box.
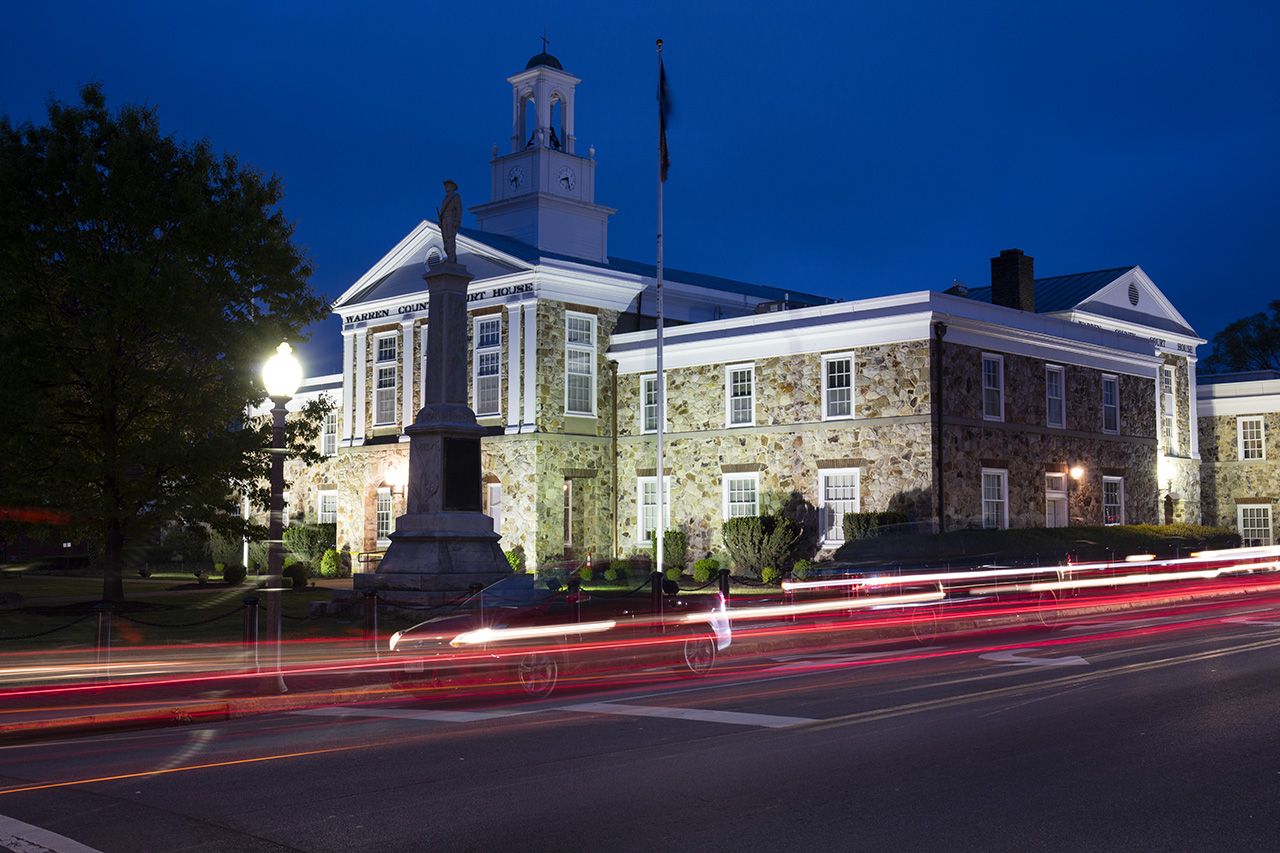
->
[991,248,1035,312]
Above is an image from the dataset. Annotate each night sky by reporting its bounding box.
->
[4,1,1276,377]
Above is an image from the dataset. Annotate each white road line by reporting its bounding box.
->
[0,814,105,853]
[292,707,526,723]
[564,702,815,728]
[979,649,1090,667]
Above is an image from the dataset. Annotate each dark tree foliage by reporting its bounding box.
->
[1199,300,1280,375]
[0,83,330,601]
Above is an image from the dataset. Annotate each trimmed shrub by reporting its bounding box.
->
[283,562,310,589]
[665,566,683,582]
[843,510,911,541]
[284,523,336,566]
[722,515,799,578]
[792,559,816,580]
[761,566,782,585]
[692,557,719,583]
[319,548,342,579]
[651,528,689,575]
[604,559,631,583]
[223,563,248,585]
[578,561,594,582]
[506,544,526,573]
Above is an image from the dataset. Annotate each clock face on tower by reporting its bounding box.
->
[507,165,526,192]
[557,166,576,192]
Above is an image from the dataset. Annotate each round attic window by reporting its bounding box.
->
[1128,282,1140,306]
[425,247,442,266]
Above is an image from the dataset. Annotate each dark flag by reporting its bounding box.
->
[658,53,671,182]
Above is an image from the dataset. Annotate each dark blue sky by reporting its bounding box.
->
[4,1,1277,377]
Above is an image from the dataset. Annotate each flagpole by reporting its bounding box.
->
[655,38,667,586]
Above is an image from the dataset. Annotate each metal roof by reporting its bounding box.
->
[963,266,1136,313]
[459,226,832,306]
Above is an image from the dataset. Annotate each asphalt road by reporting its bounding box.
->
[3,594,1280,852]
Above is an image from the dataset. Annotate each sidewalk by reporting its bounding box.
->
[4,576,1278,746]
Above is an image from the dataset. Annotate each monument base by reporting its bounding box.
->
[354,511,510,599]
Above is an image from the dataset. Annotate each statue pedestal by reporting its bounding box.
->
[353,260,510,604]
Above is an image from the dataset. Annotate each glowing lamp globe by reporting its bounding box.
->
[263,342,302,399]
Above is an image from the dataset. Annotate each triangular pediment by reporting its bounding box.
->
[1048,266,1201,342]
[332,222,531,313]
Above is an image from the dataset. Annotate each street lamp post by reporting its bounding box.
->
[261,342,302,694]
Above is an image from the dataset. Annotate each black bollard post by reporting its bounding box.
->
[93,601,114,684]
[243,596,260,673]
[363,589,379,658]
[718,568,731,602]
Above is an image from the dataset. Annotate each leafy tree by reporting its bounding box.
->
[0,83,330,601]
[1199,300,1280,374]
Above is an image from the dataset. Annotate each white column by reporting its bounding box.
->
[506,302,524,433]
[353,327,367,445]
[341,329,356,446]
[1187,357,1200,458]
[400,319,415,433]
[522,302,538,432]
[420,320,428,419]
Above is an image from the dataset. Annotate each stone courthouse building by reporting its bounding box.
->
[271,50,1268,570]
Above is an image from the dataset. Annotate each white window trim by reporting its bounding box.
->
[375,486,393,548]
[722,472,760,519]
[318,488,337,525]
[1102,374,1120,435]
[981,468,1008,530]
[1237,416,1266,461]
[726,363,755,428]
[982,353,1004,422]
[1102,476,1125,526]
[637,476,672,545]
[486,482,502,535]
[640,374,661,434]
[1237,503,1273,546]
[473,315,502,417]
[373,333,398,426]
[564,312,597,417]
[822,352,855,421]
[1045,364,1065,429]
[322,409,338,456]
[819,468,861,546]
[1161,365,1177,454]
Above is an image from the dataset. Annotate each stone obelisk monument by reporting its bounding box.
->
[354,181,510,601]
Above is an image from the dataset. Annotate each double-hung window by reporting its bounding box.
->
[1238,416,1265,460]
[727,364,755,427]
[565,313,596,416]
[819,469,860,545]
[1238,504,1273,546]
[1102,375,1119,434]
[724,474,759,519]
[982,354,1004,421]
[981,468,1008,530]
[641,375,659,433]
[1103,476,1125,525]
[374,335,398,426]
[637,476,672,545]
[1161,366,1176,454]
[376,487,393,547]
[318,489,337,525]
[322,409,338,456]
[1045,365,1065,429]
[473,317,502,416]
[823,354,853,420]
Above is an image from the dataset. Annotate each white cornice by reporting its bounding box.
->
[610,290,1162,376]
